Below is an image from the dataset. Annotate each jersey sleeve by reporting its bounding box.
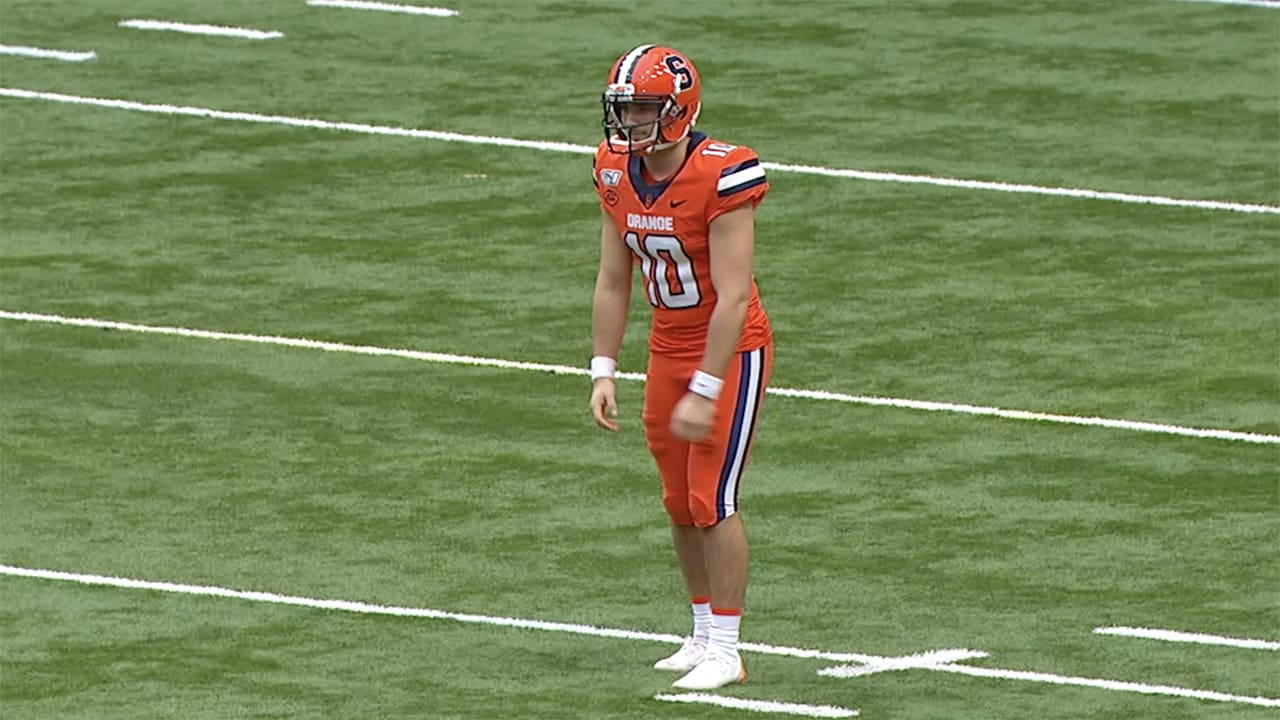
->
[592,143,616,210]
[708,146,768,222]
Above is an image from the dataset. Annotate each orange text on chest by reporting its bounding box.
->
[626,213,675,232]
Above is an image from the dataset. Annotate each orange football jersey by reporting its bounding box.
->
[593,131,772,360]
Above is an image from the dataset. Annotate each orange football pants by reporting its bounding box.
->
[642,344,772,528]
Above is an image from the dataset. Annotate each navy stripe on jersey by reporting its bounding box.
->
[626,131,707,208]
[719,158,760,178]
[717,175,768,198]
[717,158,767,198]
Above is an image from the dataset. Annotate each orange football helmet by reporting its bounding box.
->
[602,44,702,155]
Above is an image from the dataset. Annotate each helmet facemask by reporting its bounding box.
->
[602,87,688,155]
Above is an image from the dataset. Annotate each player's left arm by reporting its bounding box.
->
[669,203,756,441]
[700,204,756,380]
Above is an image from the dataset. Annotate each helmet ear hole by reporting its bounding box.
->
[654,96,687,146]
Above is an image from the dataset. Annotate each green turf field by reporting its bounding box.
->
[1,1,1277,718]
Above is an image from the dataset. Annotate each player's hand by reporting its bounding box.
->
[671,392,715,441]
[590,378,620,432]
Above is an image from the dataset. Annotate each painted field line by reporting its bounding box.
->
[811,649,981,677]
[655,693,858,718]
[307,0,459,16]
[1178,0,1280,8]
[5,564,1275,708]
[773,162,1279,214]
[0,87,1275,216]
[1095,626,1280,651]
[0,45,96,62]
[118,20,283,40]
[0,87,587,153]
[0,564,964,667]
[768,387,1279,445]
[741,645,984,670]
[926,662,1280,708]
[3,309,1277,446]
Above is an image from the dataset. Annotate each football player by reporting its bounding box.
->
[588,44,773,690]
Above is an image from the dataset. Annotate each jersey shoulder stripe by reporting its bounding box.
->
[717,161,767,197]
[719,158,760,178]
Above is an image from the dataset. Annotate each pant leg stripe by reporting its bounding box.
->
[716,348,764,520]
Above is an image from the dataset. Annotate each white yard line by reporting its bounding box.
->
[0,87,1274,215]
[813,649,979,677]
[927,662,1280,707]
[767,387,1279,445]
[306,0,459,16]
[1176,0,1280,8]
[0,564,961,666]
[655,693,859,718]
[741,644,984,668]
[0,45,96,62]
[1095,626,1280,651]
[3,564,1276,708]
[760,162,1279,214]
[2,309,1276,445]
[118,20,284,40]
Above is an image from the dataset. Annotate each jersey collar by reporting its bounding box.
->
[628,131,708,208]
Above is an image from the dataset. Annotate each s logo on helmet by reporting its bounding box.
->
[665,55,693,92]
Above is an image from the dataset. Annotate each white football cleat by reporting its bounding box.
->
[671,651,746,690]
[653,637,707,672]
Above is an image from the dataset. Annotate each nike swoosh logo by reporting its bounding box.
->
[669,199,688,208]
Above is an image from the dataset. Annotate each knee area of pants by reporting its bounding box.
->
[685,495,722,528]
[662,496,694,525]
[664,507,695,526]
[690,513,723,529]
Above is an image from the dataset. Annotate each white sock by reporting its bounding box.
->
[691,597,712,644]
[709,608,741,659]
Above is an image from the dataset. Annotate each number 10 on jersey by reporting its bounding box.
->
[624,232,703,309]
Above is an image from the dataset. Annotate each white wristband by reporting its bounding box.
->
[590,356,617,381]
[688,370,724,400]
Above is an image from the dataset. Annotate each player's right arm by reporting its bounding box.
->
[590,212,632,431]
